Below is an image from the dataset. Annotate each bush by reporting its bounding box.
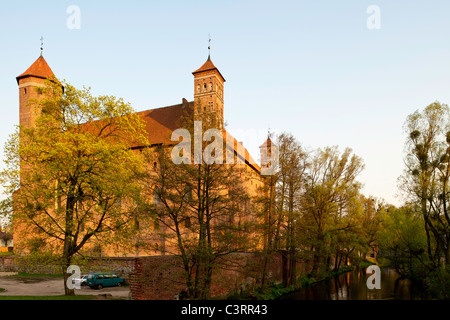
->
[427,267,450,300]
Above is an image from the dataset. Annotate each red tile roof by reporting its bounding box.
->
[16,56,55,84]
[135,100,193,146]
[192,56,226,82]
[134,101,260,172]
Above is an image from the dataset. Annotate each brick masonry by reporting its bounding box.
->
[0,255,135,279]
[129,252,292,300]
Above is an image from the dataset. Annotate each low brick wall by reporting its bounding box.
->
[0,255,136,279]
[129,252,288,300]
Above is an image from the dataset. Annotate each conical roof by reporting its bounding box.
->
[16,56,55,84]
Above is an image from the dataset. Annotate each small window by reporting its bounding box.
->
[23,88,27,95]
[210,82,213,91]
[203,83,207,91]
[197,84,201,93]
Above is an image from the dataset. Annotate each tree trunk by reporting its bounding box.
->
[63,255,75,296]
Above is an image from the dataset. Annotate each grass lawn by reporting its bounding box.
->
[0,294,97,300]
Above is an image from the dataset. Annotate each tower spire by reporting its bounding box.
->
[40,36,44,57]
[208,34,211,60]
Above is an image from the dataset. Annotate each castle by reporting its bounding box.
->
[14,53,270,257]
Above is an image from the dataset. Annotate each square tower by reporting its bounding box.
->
[192,56,226,129]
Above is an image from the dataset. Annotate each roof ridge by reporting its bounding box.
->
[135,100,193,115]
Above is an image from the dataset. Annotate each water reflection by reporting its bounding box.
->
[284,267,429,300]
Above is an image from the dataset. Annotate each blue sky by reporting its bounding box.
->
[1,0,450,206]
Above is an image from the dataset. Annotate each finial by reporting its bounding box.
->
[208,34,211,60]
[40,36,44,57]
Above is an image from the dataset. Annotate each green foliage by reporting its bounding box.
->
[377,206,431,280]
[427,266,450,299]
[0,79,150,294]
[233,283,295,300]
[401,102,450,267]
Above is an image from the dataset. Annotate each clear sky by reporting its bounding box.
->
[1,0,450,206]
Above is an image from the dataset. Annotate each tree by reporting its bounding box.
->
[274,133,308,286]
[400,102,450,267]
[299,146,364,277]
[0,79,148,295]
[378,205,430,279]
[140,105,255,299]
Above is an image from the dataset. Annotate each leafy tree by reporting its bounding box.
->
[140,104,254,299]
[0,79,148,295]
[378,205,431,280]
[274,133,308,286]
[400,102,450,267]
[299,146,364,277]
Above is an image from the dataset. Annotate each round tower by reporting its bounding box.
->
[16,55,56,128]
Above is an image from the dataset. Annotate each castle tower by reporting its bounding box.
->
[192,55,226,128]
[16,55,56,128]
[259,137,278,175]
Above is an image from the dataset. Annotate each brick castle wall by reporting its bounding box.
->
[129,252,289,300]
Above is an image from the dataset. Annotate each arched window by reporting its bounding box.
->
[197,84,201,93]
[203,83,207,91]
[210,82,213,91]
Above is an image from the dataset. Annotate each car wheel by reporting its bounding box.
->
[97,284,103,290]
[117,282,122,287]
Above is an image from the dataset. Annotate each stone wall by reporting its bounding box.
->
[0,255,16,272]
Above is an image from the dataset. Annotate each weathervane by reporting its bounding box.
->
[40,36,44,57]
[208,34,211,59]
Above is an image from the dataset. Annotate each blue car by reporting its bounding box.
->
[86,273,124,289]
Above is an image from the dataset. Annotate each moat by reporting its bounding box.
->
[283,267,429,300]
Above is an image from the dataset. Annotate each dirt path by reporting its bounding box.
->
[0,274,130,298]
